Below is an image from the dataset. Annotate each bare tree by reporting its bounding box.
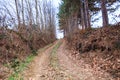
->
[15,0,21,28]
[80,0,85,29]
[35,0,39,27]
[21,0,25,25]
[101,0,109,27]
[38,3,44,31]
[84,0,91,28]
[25,0,34,28]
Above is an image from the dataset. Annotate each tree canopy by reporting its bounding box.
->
[58,0,120,39]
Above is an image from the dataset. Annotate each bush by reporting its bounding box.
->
[0,34,6,40]
[32,50,37,55]
[114,40,120,50]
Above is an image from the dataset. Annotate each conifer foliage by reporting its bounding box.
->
[58,0,120,40]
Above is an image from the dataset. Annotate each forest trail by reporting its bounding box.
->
[22,39,112,80]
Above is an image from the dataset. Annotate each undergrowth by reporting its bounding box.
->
[8,43,53,80]
[8,55,34,80]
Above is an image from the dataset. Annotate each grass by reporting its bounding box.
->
[8,43,53,80]
[50,41,62,69]
[8,54,34,80]
[50,40,74,80]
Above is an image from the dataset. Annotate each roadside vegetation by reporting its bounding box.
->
[58,0,120,79]
[8,43,53,80]
[0,0,120,79]
[50,41,62,69]
[0,0,56,79]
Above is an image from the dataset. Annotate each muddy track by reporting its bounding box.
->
[22,39,113,80]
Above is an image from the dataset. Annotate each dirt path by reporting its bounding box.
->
[57,40,113,80]
[22,39,113,80]
[23,40,72,80]
[23,41,58,80]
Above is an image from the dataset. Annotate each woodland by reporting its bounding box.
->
[58,0,120,80]
[0,0,120,80]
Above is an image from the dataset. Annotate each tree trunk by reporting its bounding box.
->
[15,0,20,28]
[28,0,33,28]
[80,1,85,30]
[21,0,25,26]
[84,0,91,28]
[101,0,109,27]
[35,0,39,28]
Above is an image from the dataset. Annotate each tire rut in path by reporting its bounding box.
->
[23,39,113,80]
[23,40,71,80]
[23,41,58,80]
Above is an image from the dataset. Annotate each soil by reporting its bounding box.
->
[22,39,113,80]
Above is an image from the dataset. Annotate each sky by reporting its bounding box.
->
[92,1,120,27]
[53,0,120,38]
[52,0,64,39]
[1,0,120,39]
[0,0,63,39]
